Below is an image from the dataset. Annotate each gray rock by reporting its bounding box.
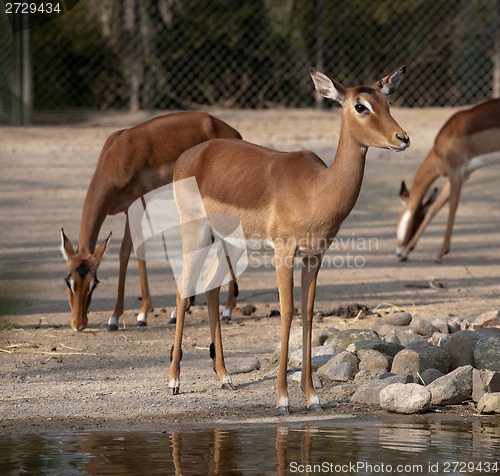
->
[377,325,394,337]
[228,357,261,374]
[317,361,357,382]
[354,369,388,384]
[460,319,472,330]
[379,383,431,414]
[347,339,403,358]
[350,374,413,405]
[323,329,380,352]
[447,316,463,334]
[385,328,424,346]
[288,348,303,367]
[406,340,450,374]
[427,365,473,405]
[432,317,450,334]
[472,369,500,402]
[477,392,500,414]
[476,327,500,339]
[289,346,337,369]
[328,383,358,401]
[384,311,412,326]
[288,328,331,348]
[417,368,444,385]
[430,332,449,345]
[475,310,500,328]
[474,338,500,371]
[442,330,481,370]
[322,350,359,369]
[358,349,392,371]
[311,346,337,366]
[289,370,323,389]
[391,349,432,377]
[410,317,439,337]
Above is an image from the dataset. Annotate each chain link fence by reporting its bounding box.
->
[1,0,500,124]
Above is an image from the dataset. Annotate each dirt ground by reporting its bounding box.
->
[1,107,499,433]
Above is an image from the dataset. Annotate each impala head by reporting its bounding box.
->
[60,229,111,331]
[309,66,410,151]
[396,181,438,260]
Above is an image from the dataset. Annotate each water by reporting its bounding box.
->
[0,417,499,475]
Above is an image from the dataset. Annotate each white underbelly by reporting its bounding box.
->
[462,151,500,179]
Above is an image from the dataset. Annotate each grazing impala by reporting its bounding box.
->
[60,112,241,332]
[169,66,409,414]
[396,98,500,262]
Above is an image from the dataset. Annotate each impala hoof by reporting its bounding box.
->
[307,403,322,412]
[221,382,236,391]
[398,254,408,262]
[108,324,119,332]
[137,320,147,327]
[276,406,289,415]
[169,387,180,395]
[169,317,177,324]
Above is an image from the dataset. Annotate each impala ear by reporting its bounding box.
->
[423,187,438,210]
[93,232,112,263]
[309,67,346,104]
[374,65,406,96]
[399,181,410,205]
[60,228,75,263]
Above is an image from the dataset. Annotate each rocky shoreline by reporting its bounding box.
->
[263,308,500,415]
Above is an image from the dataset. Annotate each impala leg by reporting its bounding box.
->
[301,253,323,412]
[275,246,295,415]
[220,241,238,321]
[206,286,234,390]
[222,279,238,322]
[169,432,182,476]
[276,426,288,476]
[436,174,462,262]
[170,292,195,324]
[136,256,152,326]
[401,181,451,261]
[169,292,189,395]
[108,216,132,331]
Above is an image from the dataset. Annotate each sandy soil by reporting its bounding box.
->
[1,107,499,433]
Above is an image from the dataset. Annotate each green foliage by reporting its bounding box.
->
[32,2,127,109]
[24,0,499,112]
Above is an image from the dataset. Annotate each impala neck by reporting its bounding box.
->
[77,182,109,254]
[321,120,368,220]
[409,150,440,208]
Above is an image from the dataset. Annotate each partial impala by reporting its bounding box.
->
[396,98,500,262]
[61,112,241,332]
[170,66,409,413]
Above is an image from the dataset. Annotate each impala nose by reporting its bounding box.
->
[396,132,410,149]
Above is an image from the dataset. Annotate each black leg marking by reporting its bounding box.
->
[170,345,182,362]
[209,342,216,360]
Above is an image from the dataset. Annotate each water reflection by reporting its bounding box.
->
[0,417,499,475]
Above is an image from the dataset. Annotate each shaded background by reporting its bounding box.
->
[2,0,500,125]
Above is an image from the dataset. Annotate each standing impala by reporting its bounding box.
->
[169,66,409,414]
[396,98,500,262]
[60,112,241,332]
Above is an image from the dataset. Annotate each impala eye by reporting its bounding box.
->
[355,103,368,114]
